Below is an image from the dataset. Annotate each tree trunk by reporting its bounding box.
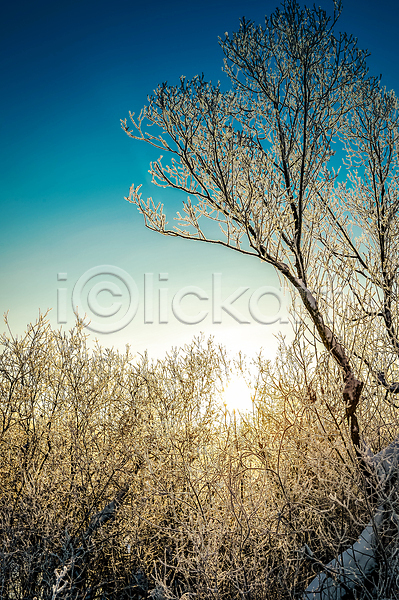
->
[303,438,399,599]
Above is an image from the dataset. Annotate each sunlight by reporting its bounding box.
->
[221,373,254,414]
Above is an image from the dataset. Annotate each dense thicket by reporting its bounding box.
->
[1,316,397,599]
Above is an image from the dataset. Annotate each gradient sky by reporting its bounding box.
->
[1,0,399,361]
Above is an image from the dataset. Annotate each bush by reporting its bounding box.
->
[0,316,397,599]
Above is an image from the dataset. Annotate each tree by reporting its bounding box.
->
[122,0,399,596]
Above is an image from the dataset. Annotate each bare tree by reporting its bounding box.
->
[122,0,399,596]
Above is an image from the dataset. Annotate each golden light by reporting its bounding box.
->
[221,373,254,414]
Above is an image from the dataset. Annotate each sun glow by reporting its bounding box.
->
[221,373,254,414]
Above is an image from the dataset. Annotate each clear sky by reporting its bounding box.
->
[1,0,399,361]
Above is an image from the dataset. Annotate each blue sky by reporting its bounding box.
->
[1,0,399,360]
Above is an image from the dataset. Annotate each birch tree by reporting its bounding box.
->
[122,0,399,596]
